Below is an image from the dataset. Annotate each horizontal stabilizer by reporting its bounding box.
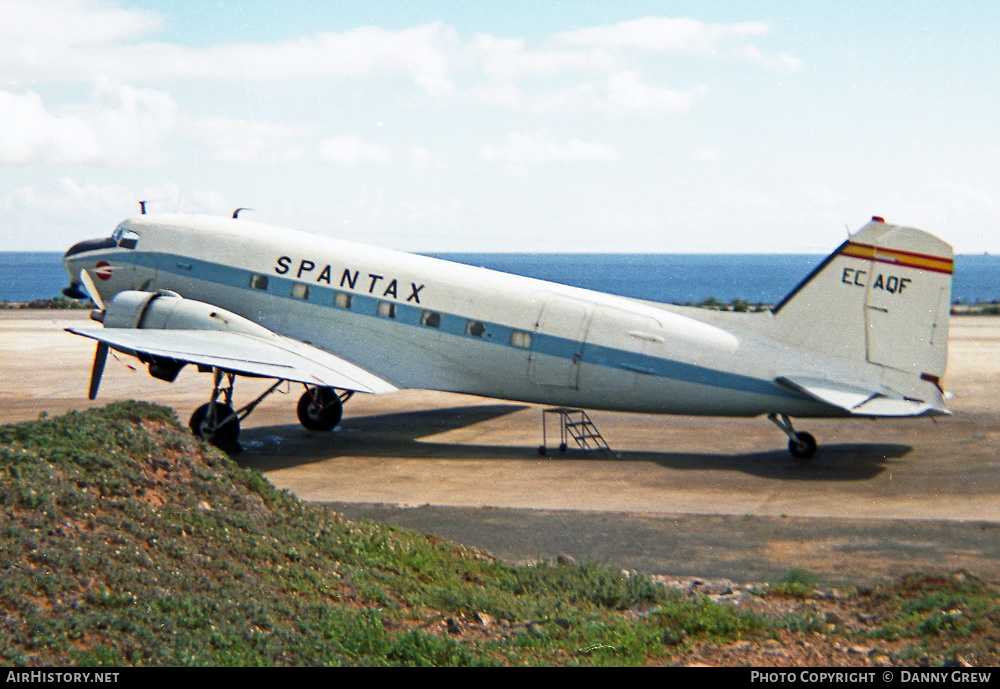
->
[67,327,397,394]
[776,376,949,418]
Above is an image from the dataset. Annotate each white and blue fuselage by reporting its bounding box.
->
[66,213,934,422]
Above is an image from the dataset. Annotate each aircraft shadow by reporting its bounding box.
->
[632,443,908,481]
[236,403,907,482]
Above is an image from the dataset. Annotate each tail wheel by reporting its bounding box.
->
[190,402,240,447]
[788,431,817,460]
[297,387,343,431]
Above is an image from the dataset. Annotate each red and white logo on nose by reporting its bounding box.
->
[95,261,112,281]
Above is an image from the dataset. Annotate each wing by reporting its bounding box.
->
[775,375,950,417]
[67,327,397,394]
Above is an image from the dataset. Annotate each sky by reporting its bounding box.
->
[1,0,998,253]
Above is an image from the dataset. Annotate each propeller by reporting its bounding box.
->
[89,342,109,400]
[78,269,108,399]
[78,268,105,312]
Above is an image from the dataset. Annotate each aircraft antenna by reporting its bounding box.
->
[138,200,146,215]
[233,208,254,219]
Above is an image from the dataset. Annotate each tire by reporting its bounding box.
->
[297,387,343,431]
[190,402,240,447]
[788,431,817,460]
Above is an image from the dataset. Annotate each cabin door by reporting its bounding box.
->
[528,295,593,388]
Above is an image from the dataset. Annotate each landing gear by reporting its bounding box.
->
[787,431,817,459]
[190,402,239,447]
[188,368,284,448]
[185,370,355,446]
[297,387,353,432]
[768,413,818,460]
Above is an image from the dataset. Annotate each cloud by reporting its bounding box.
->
[409,147,448,170]
[0,91,102,165]
[189,116,315,164]
[693,148,724,162]
[318,136,394,165]
[1,177,232,249]
[0,0,160,51]
[552,16,801,71]
[554,17,767,52]
[1,4,458,95]
[480,131,621,164]
[537,72,706,115]
[127,24,459,95]
[469,33,617,79]
[604,71,706,114]
[0,0,161,87]
[0,84,177,166]
[2,178,228,217]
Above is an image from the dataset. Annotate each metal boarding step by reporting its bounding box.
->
[539,407,614,457]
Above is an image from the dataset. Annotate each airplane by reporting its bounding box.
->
[60,210,953,459]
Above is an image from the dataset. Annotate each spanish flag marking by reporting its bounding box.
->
[840,242,953,275]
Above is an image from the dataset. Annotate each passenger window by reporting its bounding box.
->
[291,283,310,300]
[377,301,396,318]
[466,320,486,337]
[334,292,352,309]
[510,330,532,348]
[421,310,441,328]
[250,274,269,290]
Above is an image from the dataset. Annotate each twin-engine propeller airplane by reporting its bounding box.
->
[61,211,953,458]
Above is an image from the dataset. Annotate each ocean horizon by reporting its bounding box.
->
[1,251,997,306]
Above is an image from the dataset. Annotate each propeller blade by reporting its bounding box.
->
[88,341,109,400]
[78,269,105,311]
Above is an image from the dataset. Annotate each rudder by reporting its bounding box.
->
[773,217,953,380]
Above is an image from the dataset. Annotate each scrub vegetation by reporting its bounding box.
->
[1,402,997,666]
[0,298,90,310]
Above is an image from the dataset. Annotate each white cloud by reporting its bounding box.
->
[604,71,706,114]
[1,6,458,95]
[190,116,315,163]
[469,33,617,79]
[480,131,621,164]
[693,148,724,162]
[129,24,458,94]
[409,147,448,170]
[737,45,803,72]
[2,178,228,218]
[0,91,102,164]
[553,16,800,71]
[0,84,177,166]
[0,178,232,249]
[318,136,394,165]
[0,0,162,87]
[537,72,706,115]
[554,17,767,52]
[0,0,160,51]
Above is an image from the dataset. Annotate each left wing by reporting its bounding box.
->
[775,375,949,417]
[68,327,397,394]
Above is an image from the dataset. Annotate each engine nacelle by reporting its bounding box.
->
[98,291,278,383]
[102,290,274,339]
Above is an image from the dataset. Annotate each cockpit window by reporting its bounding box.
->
[116,229,139,249]
[110,224,139,249]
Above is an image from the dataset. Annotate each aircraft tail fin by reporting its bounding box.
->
[772,217,953,381]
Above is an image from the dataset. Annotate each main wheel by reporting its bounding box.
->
[297,387,343,431]
[190,402,240,447]
[788,431,817,460]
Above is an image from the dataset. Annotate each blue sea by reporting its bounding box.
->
[2,251,997,305]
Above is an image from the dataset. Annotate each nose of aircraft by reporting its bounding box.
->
[62,237,116,299]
